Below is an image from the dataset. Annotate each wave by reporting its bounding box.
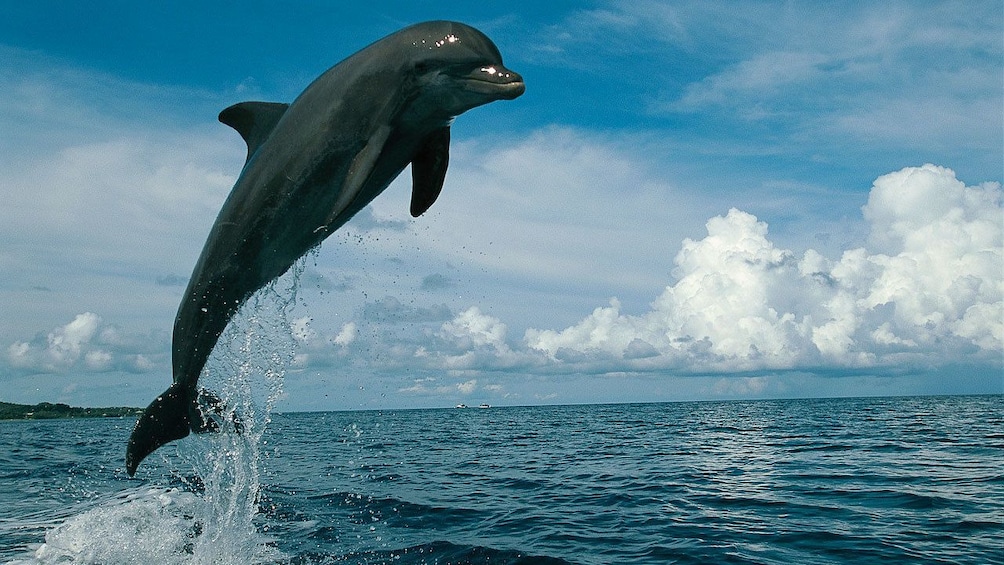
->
[290,540,573,565]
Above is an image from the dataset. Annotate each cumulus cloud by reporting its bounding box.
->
[440,307,510,352]
[525,208,808,371]
[524,165,1001,373]
[6,313,168,375]
[456,379,478,395]
[424,307,529,371]
[332,322,357,347]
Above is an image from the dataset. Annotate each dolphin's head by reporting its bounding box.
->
[394,21,525,122]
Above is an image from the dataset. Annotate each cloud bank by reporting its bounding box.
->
[7,312,167,375]
[282,164,1001,381]
[525,164,1001,372]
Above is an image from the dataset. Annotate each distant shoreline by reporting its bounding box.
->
[0,401,142,421]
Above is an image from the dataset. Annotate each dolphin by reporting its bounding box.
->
[125,21,524,475]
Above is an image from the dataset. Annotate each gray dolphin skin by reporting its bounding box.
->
[125,21,524,475]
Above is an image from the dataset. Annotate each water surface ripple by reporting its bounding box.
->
[1,395,1001,564]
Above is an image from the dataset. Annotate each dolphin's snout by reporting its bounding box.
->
[506,79,526,99]
[465,65,525,99]
[500,68,525,99]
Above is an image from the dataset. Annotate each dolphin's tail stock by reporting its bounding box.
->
[125,383,192,476]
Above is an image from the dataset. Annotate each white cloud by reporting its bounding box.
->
[457,379,478,395]
[440,307,509,352]
[524,208,809,372]
[6,132,237,270]
[524,165,1002,373]
[332,322,357,347]
[427,308,544,372]
[847,164,1002,352]
[47,312,101,367]
[84,349,114,371]
[5,313,167,375]
[7,312,104,372]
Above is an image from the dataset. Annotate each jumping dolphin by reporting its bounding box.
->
[125,21,524,475]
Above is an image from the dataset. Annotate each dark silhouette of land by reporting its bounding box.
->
[0,401,141,420]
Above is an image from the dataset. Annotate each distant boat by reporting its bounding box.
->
[478,403,490,409]
[455,404,467,409]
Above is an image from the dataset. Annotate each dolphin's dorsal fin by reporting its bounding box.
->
[218,101,290,161]
[410,126,451,217]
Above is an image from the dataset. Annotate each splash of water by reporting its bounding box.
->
[25,266,303,565]
[181,269,301,563]
[26,487,203,565]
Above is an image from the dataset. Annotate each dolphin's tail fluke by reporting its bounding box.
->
[125,383,192,476]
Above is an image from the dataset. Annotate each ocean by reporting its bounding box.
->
[0,395,1001,564]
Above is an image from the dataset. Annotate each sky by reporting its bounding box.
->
[1,1,1001,411]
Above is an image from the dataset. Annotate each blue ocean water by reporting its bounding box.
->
[1,395,1001,564]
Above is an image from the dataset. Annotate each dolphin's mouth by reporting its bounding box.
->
[462,66,525,99]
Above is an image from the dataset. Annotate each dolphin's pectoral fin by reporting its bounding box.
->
[410,126,451,217]
[125,383,192,476]
[219,101,290,162]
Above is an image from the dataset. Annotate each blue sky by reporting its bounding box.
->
[1,1,1001,411]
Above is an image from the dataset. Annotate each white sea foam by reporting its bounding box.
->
[15,486,284,565]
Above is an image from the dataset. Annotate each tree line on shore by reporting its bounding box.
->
[0,401,142,420]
